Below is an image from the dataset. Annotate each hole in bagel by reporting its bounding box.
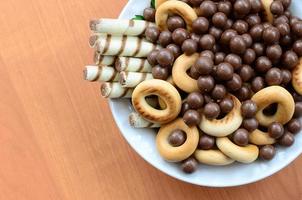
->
[145,95,166,110]
[216,112,227,120]
[258,125,268,132]
[262,103,278,116]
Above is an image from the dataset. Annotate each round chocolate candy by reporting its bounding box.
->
[286,119,301,134]
[242,117,258,132]
[245,14,261,27]
[187,92,204,109]
[224,19,234,30]
[147,50,158,66]
[183,109,201,126]
[167,16,186,32]
[280,0,292,9]
[211,84,227,100]
[233,20,249,34]
[215,52,226,65]
[172,28,189,45]
[198,75,215,93]
[212,12,228,29]
[152,65,169,80]
[182,39,198,55]
[255,56,272,73]
[293,40,302,56]
[217,1,232,16]
[236,86,252,101]
[145,26,159,42]
[266,44,282,61]
[220,29,237,45]
[156,49,174,67]
[294,102,302,117]
[168,129,187,147]
[270,0,284,15]
[143,7,155,22]
[216,62,234,81]
[279,131,295,146]
[181,157,198,173]
[224,54,242,70]
[239,65,254,82]
[292,21,302,38]
[198,134,215,150]
[241,33,253,48]
[243,48,256,64]
[280,35,293,47]
[268,122,284,139]
[190,33,201,44]
[209,27,223,41]
[281,69,292,85]
[204,102,221,119]
[265,68,283,86]
[166,44,181,58]
[274,15,289,25]
[251,76,265,92]
[249,0,262,13]
[190,65,200,80]
[181,102,190,116]
[252,43,265,57]
[263,27,280,44]
[199,34,215,50]
[233,128,249,146]
[241,100,257,118]
[226,74,243,91]
[282,50,299,69]
[276,23,290,36]
[230,35,246,54]
[192,17,209,34]
[199,0,217,17]
[259,145,276,160]
[234,0,251,16]
[194,56,214,75]
[250,24,264,41]
[200,50,215,60]
[220,97,234,113]
[158,31,172,47]
[188,0,203,6]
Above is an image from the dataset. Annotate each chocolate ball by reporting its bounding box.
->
[188,0,203,6]
[192,17,209,34]
[286,119,301,134]
[145,26,159,42]
[143,7,155,22]
[290,16,300,26]
[190,33,201,44]
[224,19,234,30]
[281,69,292,85]
[200,50,215,60]
[168,129,187,147]
[284,10,291,18]
[280,35,293,47]
[181,102,190,116]
[220,97,234,113]
[187,92,204,109]
[236,86,252,101]
[293,40,302,56]
[172,28,189,45]
[147,50,158,66]
[152,65,169,80]
[158,31,172,47]
[266,44,282,61]
[204,94,214,104]
[279,131,295,146]
[199,34,216,50]
[215,52,226,65]
[249,0,262,13]
[166,44,181,58]
[276,23,290,36]
[282,50,299,69]
[242,117,259,132]
[292,21,302,38]
[224,54,242,70]
[233,128,249,146]
[280,0,292,9]
[270,1,284,15]
[211,84,227,100]
[198,134,215,150]
[167,16,186,32]
[241,100,257,118]
[217,1,232,16]
[245,14,261,27]
[212,12,228,29]
[251,76,265,92]
[181,157,198,174]
[255,56,272,73]
[243,48,256,64]
[156,49,174,67]
[265,68,283,86]
[263,27,280,44]
[268,122,284,139]
[199,0,217,17]
[226,74,243,91]
[220,29,237,45]
[204,102,221,119]
[234,0,251,16]
[250,24,264,41]
[252,43,265,57]
[198,75,215,93]
[209,27,223,41]
[194,56,214,75]
[183,109,201,126]
[294,102,302,117]
[233,20,249,34]
[274,15,289,25]
[216,63,234,80]
[230,35,246,54]
[241,33,253,48]
[240,65,254,82]
[190,65,200,79]
[259,145,276,160]
[182,39,198,55]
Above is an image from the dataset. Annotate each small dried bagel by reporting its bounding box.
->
[216,137,259,164]
[261,0,274,23]
[132,79,181,124]
[249,129,276,145]
[156,118,199,162]
[251,86,295,126]
[172,53,199,93]
[155,1,198,31]
[199,95,243,137]
[292,58,302,95]
[194,149,235,166]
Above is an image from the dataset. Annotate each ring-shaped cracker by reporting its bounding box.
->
[194,149,235,166]
[292,58,302,95]
[249,129,276,145]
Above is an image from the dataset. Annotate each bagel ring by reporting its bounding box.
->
[155,1,198,31]
[156,118,199,162]
[172,53,199,93]
[261,0,274,23]
[194,149,235,166]
[251,86,295,126]
[199,95,243,137]
[216,137,259,163]
[155,0,202,15]
[249,129,276,145]
[132,79,181,124]
[292,58,302,95]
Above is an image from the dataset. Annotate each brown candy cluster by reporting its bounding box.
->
[143,0,302,173]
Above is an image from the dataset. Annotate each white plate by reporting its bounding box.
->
[109,0,302,187]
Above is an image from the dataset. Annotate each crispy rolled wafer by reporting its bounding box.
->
[292,58,302,95]
[84,65,119,82]
[216,137,259,164]
[129,112,160,128]
[115,57,152,73]
[251,86,295,126]
[119,71,153,88]
[155,1,197,31]
[93,52,117,66]
[194,149,235,166]
[199,95,243,137]
[172,53,199,93]
[91,34,160,57]
[156,118,199,162]
[90,19,155,36]
[249,129,276,145]
[261,0,274,23]
[100,82,133,98]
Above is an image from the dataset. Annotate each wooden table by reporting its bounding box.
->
[0,0,301,199]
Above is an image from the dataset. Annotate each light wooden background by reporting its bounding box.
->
[0,0,302,199]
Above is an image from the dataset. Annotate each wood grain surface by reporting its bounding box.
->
[0,0,302,199]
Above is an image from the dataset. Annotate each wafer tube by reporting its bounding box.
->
[90,19,156,36]
[100,82,133,98]
[93,52,117,66]
[84,65,119,82]
[92,34,160,57]
[129,112,160,128]
[115,57,152,73]
[119,71,153,87]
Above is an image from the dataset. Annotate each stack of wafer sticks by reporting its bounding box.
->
[84,18,163,128]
